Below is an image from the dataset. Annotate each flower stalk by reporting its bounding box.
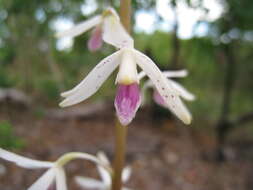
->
[112,1,131,190]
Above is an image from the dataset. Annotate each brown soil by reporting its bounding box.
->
[0,105,253,190]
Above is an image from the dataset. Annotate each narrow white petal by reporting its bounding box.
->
[0,148,54,169]
[102,16,134,49]
[163,70,188,78]
[140,79,154,106]
[138,70,188,80]
[106,7,120,21]
[97,151,110,166]
[55,15,102,38]
[134,49,192,124]
[75,176,105,189]
[28,168,56,190]
[168,79,195,101]
[137,71,146,80]
[60,50,121,107]
[56,168,67,190]
[122,166,131,183]
[98,165,111,186]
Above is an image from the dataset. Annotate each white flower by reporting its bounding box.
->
[60,47,192,125]
[56,7,133,51]
[0,148,108,190]
[75,152,132,190]
[140,69,195,107]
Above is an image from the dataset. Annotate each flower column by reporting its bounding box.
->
[112,1,132,190]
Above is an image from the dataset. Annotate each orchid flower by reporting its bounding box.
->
[76,152,132,190]
[56,7,133,51]
[139,70,195,107]
[0,148,109,190]
[59,47,192,125]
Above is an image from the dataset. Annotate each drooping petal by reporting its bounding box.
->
[139,80,153,106]
[114,83,141,126]
[0,148,54,169]
[60,50,122,107]
[88,26,103,51]
[55,168,67,190]
[55,15,102,39]
[138,70,188,80]
[134,49,192,125]
[153,90,166,107]
[28,168,56,190]
[102,15,134,49]
[162,70,188,78]
[97,165,111,186]
[97,152,110,166]
[75,176,106,189]
[168,79,195,101]
[122,166,131,183]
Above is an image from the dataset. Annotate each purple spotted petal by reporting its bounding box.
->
[88,26,103,51]
[114,83,141,126]
[153,90,166,107]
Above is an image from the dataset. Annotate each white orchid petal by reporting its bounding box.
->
[138,70,188,80]
[60,50,121,107]
[134,50,192,125]
[106,7,120,20]
[97,151,110,166]
[122,166,131,183]
[141,80,153,106]
[75,176,105,189]
[137,71,146,80]
[55,15,102,38]
[102,16,134,49]
[98,165,111,186]
[163,70,188,78]
[168,79,195,101]
[28,168,56,190]
[0,148,54,169]
[56,168,67,190]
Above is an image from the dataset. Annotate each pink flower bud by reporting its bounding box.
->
[88,26,103,51]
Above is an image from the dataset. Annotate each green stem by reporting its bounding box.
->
[112,119,128,190]
[112,1,131,190]
[119,0,131,33]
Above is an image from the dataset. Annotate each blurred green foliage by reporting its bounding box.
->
[0,120,24,149]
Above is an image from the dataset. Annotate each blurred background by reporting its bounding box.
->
[0,0,253,189]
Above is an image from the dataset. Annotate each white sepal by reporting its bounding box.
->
[0,148,53,169]
[75,176,106,189]
[134,49,192,125]
[122,166,131,183]
[168,79,195,101]
[102,16,134,49]
[116,49,138,85]
[28,168,56,190]
[60,50,122,107]
[56,15,102,38]
[97,151,110,166]
[56,167,67,190]
[163,70,188,78]
[98,165,111,186]
[138,70,188,80]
